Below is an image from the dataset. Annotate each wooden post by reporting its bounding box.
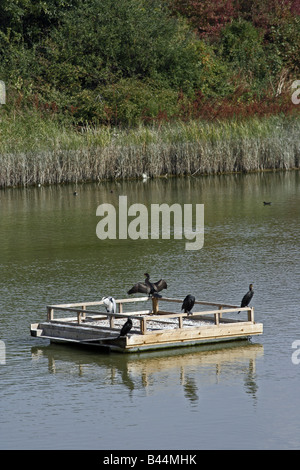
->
[141,318,147,334]
[248,308,254,323]
[214,312,220,326]
[152,297,159,315]
[77,306,87,324]
[82,305,86,321]
[119,303,123,313]
[178,316,183,328]
[110,316,115,328]
[219,306,223,320]
[47,307,54,321]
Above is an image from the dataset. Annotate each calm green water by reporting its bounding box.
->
[0,171,300,450]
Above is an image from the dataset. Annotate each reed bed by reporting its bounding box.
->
[0,114,299,188]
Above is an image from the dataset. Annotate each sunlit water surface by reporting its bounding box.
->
[0,171,299,449]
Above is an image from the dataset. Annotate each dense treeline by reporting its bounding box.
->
[0,0,299,126]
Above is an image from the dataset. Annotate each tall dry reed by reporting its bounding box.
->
[0,115,299,188]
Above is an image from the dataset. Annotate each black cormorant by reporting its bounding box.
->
[181,295,195,315]
[238,284,254,313]
[119,317,133,337]
[127,273,167,297]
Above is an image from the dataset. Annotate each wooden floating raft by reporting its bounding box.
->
[30,296,263,353]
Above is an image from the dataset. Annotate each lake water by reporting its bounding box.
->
[0,171,300,450]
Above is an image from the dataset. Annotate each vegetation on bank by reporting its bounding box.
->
[0,115,299,188]
[0,0,299,187]
[1,0,299,125]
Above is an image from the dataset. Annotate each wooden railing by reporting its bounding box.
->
[46,296,255,335]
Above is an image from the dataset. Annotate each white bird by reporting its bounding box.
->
[102,296,117,313]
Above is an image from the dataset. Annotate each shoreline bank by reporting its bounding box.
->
[0,115,299,188]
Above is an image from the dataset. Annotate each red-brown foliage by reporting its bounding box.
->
[170,0,300,39]
[141,88,299,125]
[171,0,238,38]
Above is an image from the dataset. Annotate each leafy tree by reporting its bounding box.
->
[0,0,79,45]
[267,16,300,73]
[40,0,203,91]
[0,0,299,124]
[220,20,270,88]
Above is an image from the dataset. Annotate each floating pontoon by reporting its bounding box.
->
[30,296,263,353]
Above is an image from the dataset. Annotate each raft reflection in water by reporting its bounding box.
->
[31,341,263,403]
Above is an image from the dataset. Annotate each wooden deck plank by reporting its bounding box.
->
[125,323,263,347]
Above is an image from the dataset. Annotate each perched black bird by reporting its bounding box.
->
[181,294,195,315]
[127,273,167,297]
[119,317,133,337]
[238,284,254,313]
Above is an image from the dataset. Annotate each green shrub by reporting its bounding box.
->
[267,16,300,73]
[219,20,269,92]
[41,0,203,91]
[0,0,298,126]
